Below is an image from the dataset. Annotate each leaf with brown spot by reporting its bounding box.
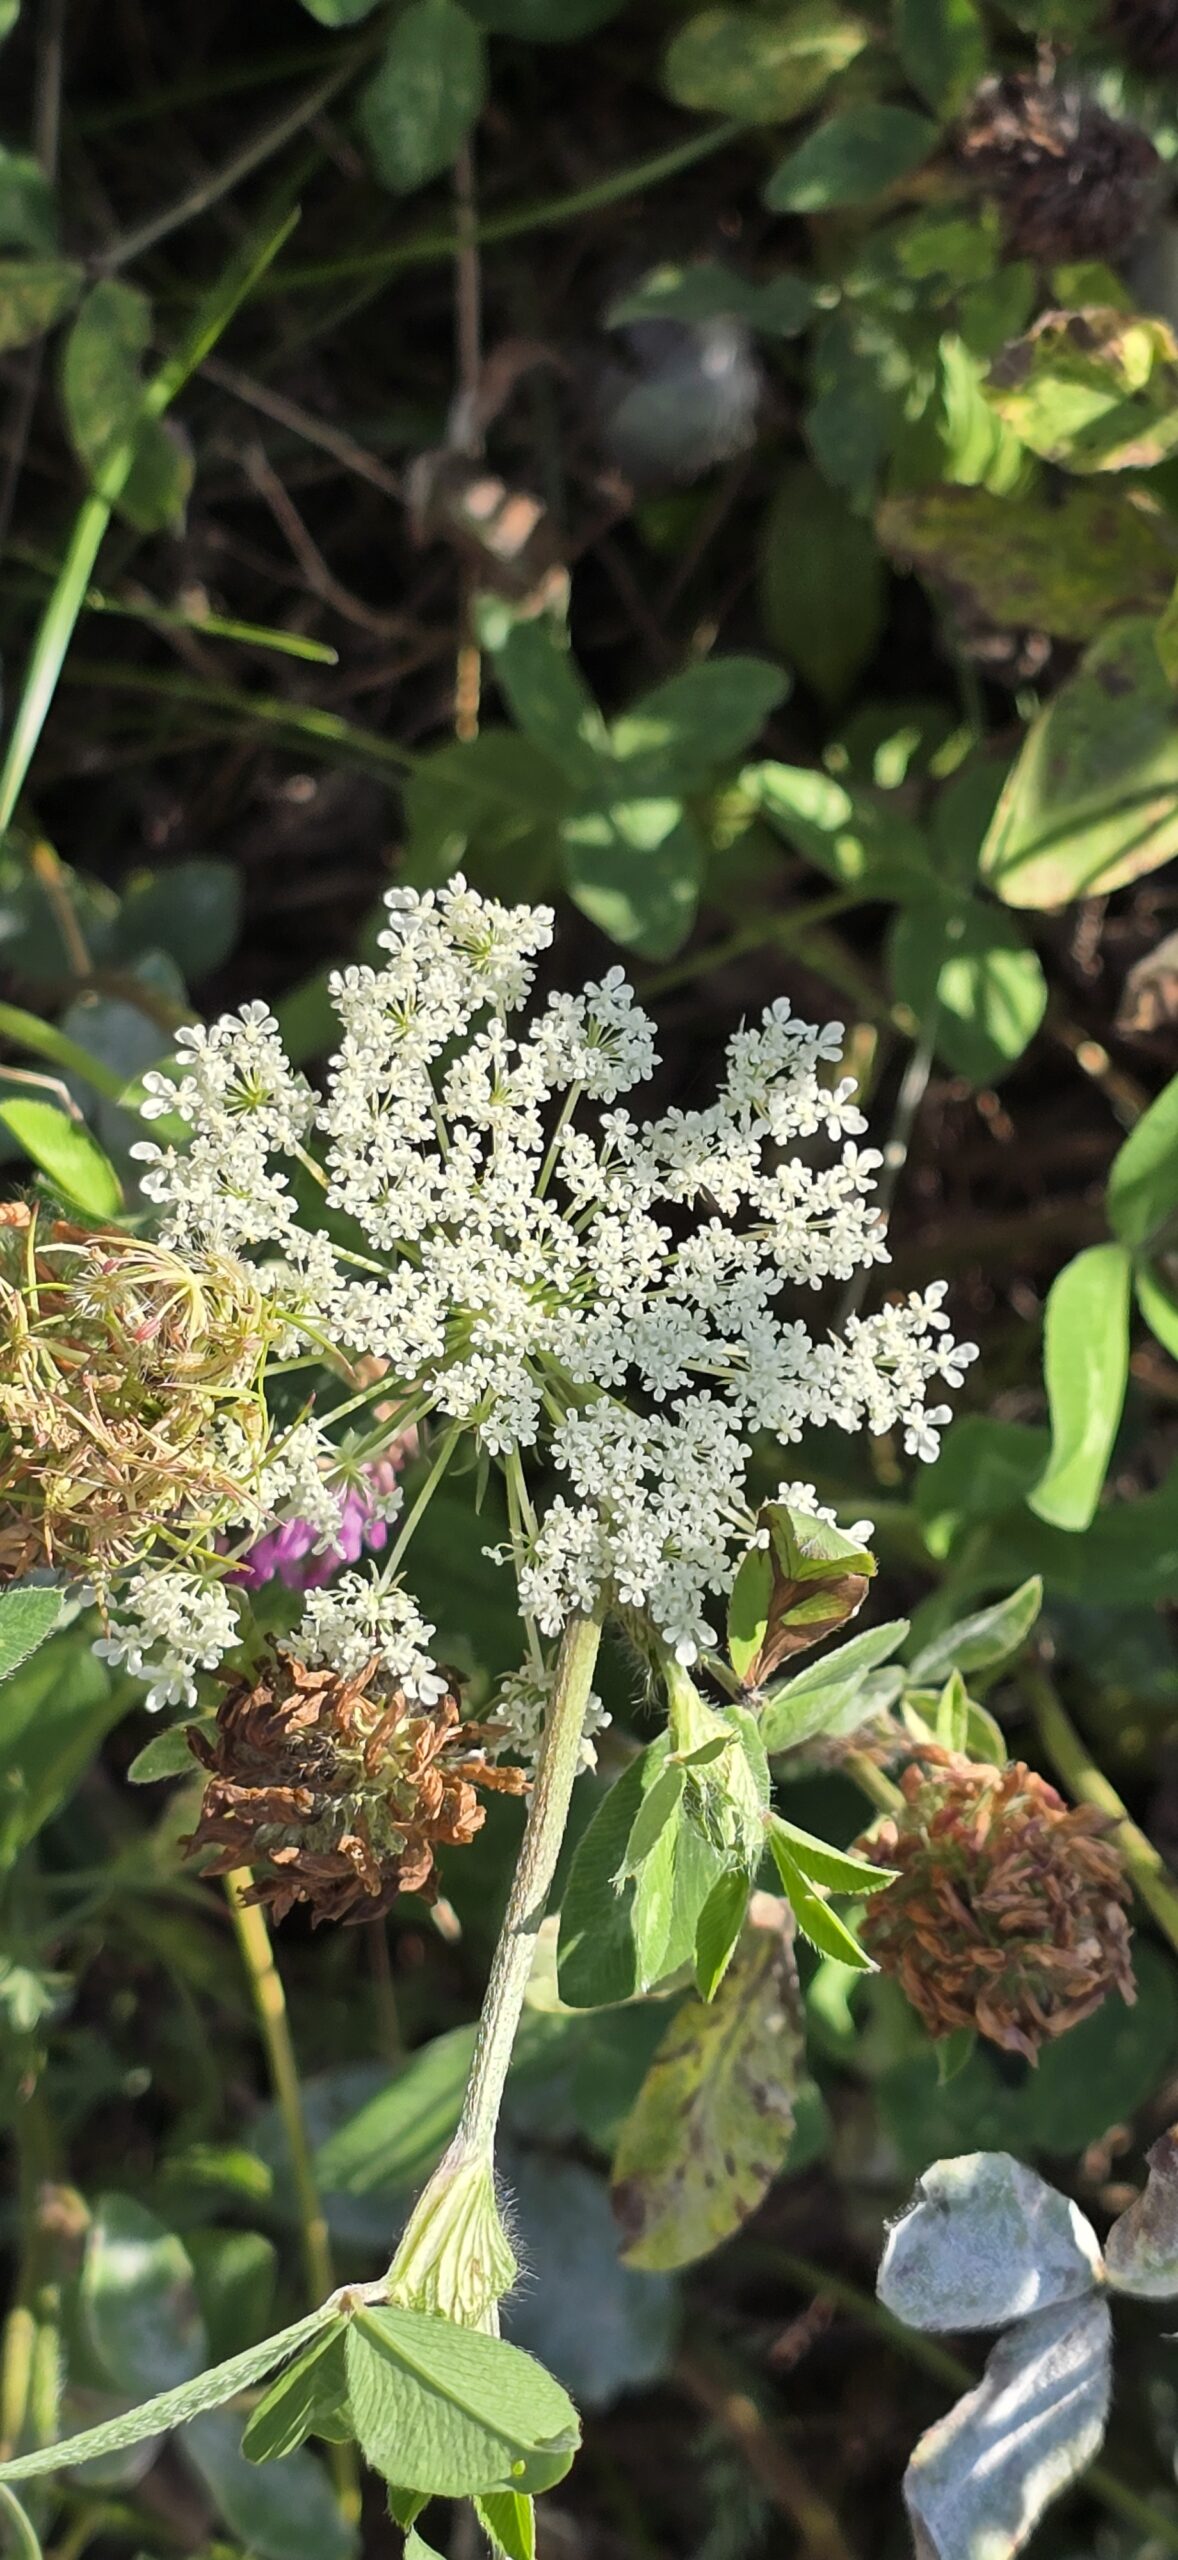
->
[609,1896,806,2271]
[877,482,1172,640]
[986,307,1178,473]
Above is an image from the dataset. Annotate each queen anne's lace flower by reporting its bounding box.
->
[116,876,976,1692]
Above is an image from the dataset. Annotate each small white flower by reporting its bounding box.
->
[110,877,976,1700]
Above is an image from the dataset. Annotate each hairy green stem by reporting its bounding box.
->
[458,1604,606,2159]
[1022,1663,1178,1958]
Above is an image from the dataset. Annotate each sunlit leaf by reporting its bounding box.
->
[61,280,192,531]
[987,309,1178,474]
[907,1580,1042,1687]
[664,3,867,121]
[343,2305,580,2497]
[1029,1243,1132,1531]
[878,2153,1103,2332]
[0,1587,63,1686]
[981,617,1178,908]
[759,1620,909,1752]
[1107,1069,1178,1252]
[766,1833,874,1969]
[902,2297,1111,2560]
[877,482,1172,641]
[887,898,1046,1084]
[0,1099,122,1217]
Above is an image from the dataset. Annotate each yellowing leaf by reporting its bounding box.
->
[664,3,866,122]
[987,308,1178,474]
[610,1899,804,2270]
[981,617,1178,908]
[877,482,1172,641]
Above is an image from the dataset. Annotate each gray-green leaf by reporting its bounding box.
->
[1104,2129,1178,2300]
[183,2410,354,2560]
[878,2154,1103,2333]
[902,2297,1111,2560]
[83,2198,206,2397]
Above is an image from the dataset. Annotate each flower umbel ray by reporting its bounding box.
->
[25,876,974,1717]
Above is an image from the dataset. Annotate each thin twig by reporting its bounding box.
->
[677,2344,856,2560]
[201,355,404,500]
[95,59,358,274]
[271,119,744,293]
[241,439,405,638]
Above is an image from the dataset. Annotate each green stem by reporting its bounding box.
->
[380,1422,462,1580]
[843,1747,905,1817]
[96,59,359,275]
[768,2249,1178,2556]
[270,121,744,293]
[458,1603,606,2158]
[641,891,863,1002]
[1022,1664,1178,1958]
[0,206,297,833]
[0,2484,42,2560]
[223,1877,360,2521]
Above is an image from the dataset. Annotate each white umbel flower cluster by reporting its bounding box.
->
[125,877,975,1694]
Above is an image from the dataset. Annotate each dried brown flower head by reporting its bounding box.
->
[186,1647,529,1923]
[856,1747,1135,2063]
[959,74,1159,262]
[0,1205,275,1588]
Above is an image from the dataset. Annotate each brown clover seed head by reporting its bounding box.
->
[0,1205,275,1587]
[958,73,1159,263]
[855,1746,1135,2064]
[185,1646,530,1924]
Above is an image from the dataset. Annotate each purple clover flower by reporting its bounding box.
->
[230,1452,409,1594]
